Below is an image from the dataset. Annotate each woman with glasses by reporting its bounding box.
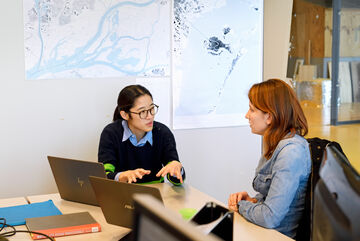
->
[228,79,311,238]
[98,85,185,185]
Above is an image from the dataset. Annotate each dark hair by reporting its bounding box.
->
[113,85,153,121]
[248,78,308,159]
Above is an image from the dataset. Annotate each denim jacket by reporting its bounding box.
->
[238,134,311,238]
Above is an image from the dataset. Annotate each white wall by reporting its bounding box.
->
[264,0,293,81]
[0,0,292,204]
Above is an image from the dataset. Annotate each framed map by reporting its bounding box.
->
[23,0,170,79]
[173,0,263,129]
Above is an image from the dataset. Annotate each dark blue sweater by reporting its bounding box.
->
[98,120,181,183]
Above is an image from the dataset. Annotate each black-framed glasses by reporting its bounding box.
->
[128,104,159,119]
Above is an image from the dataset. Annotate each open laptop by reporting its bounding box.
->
[88,176,163,229]
[132,194,221,241]
[48,156,107,206]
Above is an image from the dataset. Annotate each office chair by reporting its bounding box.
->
[295,137,346,241]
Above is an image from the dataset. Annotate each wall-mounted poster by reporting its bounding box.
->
[23,0,170,80]
[173,0,263,129]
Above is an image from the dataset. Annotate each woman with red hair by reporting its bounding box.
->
[228,79,311,238]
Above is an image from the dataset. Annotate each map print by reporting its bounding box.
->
[23,0,170,79]
[173,0,263,129]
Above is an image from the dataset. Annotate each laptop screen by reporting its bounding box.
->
[88,176,163,228]
[48,156,106,206]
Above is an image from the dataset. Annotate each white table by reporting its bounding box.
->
[5,183,293,241]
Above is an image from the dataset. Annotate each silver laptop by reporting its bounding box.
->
[89,176,163,228]
[48,156,107,206]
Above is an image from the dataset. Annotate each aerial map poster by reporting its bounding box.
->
[173,0,263,129]
[23,0,170,80]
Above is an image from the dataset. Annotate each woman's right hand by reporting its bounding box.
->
[118,168,151,183]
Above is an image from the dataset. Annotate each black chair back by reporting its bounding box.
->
[296,137,346,241]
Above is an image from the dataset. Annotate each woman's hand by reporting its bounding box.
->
[156,161,183,183]
[118,168,151,183]
[228,191,257,211]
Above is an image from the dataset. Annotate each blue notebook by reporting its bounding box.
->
[0,200,62,226]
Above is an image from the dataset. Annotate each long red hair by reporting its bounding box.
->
[248,79,308,159]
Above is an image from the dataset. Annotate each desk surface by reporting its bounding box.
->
[0,197,28,207]
[5,184,293,241]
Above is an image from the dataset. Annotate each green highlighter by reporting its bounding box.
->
[179,208,197,220]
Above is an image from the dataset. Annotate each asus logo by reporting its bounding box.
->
[77,177,84,187]
[124,204,134,210]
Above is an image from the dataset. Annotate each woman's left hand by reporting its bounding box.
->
[156,161,183,183]
[228,191,257,211]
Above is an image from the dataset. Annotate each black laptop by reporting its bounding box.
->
[89,176,163,228]
[48,156,107,206]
